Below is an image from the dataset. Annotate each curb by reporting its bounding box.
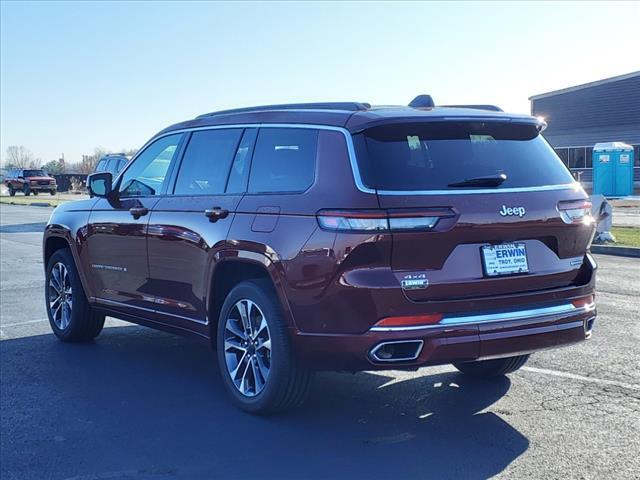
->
[0,200,54,207]
[591,245,640,258]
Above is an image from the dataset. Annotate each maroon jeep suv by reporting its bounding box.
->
[43,97,597,413]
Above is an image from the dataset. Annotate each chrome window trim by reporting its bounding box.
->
[138,123,580,196]
[370,302,595,332]
[374,183,580,196]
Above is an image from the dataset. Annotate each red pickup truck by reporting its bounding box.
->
[4,168,57,196]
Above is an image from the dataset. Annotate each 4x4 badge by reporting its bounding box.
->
[499,205,526,217]
[401,273,429,290]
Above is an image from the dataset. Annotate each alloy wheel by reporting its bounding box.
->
[49,262,73,330]
[224,299,271,397]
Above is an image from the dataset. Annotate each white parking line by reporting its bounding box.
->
[0,318,48,328]
[522,366,640,391]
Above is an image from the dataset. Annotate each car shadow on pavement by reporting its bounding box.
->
[0,222,47,233]
[1,326,528,480]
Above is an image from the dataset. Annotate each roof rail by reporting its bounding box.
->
[441,104,503,112]
[196,102,371,119]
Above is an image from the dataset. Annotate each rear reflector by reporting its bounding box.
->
[557,200,594,225]
[374,313,443,328]
[572,295,594,308]
[317,208,454,233]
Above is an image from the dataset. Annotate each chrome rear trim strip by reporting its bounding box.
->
[370,302,595,332]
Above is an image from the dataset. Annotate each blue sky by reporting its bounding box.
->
[1,1,638,163]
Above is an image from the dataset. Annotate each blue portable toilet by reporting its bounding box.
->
[593,142,634,197]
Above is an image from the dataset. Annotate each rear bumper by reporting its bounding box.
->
[293,302,596,371]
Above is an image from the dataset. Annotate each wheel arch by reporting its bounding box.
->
[43,228,93,300]
[207,253,294,346]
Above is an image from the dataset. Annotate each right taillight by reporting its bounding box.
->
[557,199,594,225]
[316,208,455,233]
[572,295,595,309]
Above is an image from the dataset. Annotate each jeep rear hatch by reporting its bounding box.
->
[352,121,595,302]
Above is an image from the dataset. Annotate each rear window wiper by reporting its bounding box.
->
[448,173,507,188]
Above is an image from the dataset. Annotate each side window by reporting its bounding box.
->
[174,129,242,195]
[117,159,127,173]
[96,160,107,172]
[248,128,318,193]
[226,128,257,193]
[106,159,118,174]
[119,134,182,197]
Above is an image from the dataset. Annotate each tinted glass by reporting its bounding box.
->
[119,134,182,197]
[105,159,117,174]
[174,129,242,195]
[24,170,46,177]
[95,160,107,172]
[226,128,257,193]
[116,159,127,173]
[357,122,575,191]
[568,147,586,169]
[585,147,593,168]
[248,128,317,193]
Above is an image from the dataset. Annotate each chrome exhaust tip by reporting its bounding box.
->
[369,340,424,363]
[584,316,596,338]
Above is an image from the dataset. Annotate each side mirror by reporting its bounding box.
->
[87,172,113,198]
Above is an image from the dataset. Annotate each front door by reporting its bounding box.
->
[146,128,255,329]
[86,133,184,313]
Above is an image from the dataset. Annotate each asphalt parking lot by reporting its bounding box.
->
[1,203,639,480]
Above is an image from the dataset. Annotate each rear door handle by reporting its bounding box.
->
[129,207,149,219]
[204,207,229,222]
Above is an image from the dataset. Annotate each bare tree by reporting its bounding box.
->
[4,145,41,168]
[122,148,138,157]
[72,147,109,174]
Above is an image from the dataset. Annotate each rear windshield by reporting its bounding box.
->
[355,122,574,191]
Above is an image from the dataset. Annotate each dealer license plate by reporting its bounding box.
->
[481,243,529,277]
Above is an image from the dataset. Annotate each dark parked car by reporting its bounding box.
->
[4,168,57,196]
[94,153,129,176]
[43,97,597,413]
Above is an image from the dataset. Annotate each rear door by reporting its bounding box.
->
[354,121,594,303]
[146,128,255,327]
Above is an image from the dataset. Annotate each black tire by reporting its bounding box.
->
[23,184,30,196]
[216,279,313,414]
[45,248,105,342]
[8,187,15,197]
[50,190,57,196]
[453,355,530,377]
[33,190,39,196]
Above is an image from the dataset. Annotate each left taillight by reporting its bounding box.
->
[316,210,388,232]
[316,208,454,233]
[557,199,594,225]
